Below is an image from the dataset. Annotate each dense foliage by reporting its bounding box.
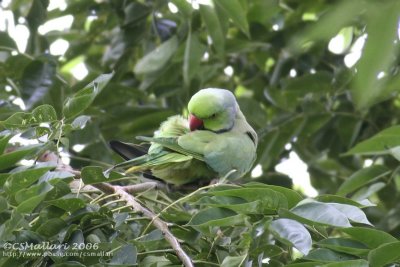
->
[1,0,400,266]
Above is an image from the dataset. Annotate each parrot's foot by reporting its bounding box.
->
[209,178,220,185]
[219,169,237,184]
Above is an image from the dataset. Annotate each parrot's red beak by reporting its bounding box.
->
[189,114,204,131]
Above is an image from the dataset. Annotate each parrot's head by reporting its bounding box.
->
[188,88,237,132]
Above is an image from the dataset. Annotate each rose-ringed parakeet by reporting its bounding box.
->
[110,88,258,185]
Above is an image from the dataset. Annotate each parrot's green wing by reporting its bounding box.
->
[110,150,193,170]
[126,152,193,173]
[136,136,205,161]
[110,151,168,170]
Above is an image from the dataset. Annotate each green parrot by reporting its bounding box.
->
[110,88,258,185]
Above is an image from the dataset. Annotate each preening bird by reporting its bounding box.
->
[110,88,258,185]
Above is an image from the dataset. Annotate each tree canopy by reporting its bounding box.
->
[1,0,400,266]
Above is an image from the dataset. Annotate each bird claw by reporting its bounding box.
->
[219,169,237,183]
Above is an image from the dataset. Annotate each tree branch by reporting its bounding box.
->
[68,178,165,194]
[90,181,193,267]
[122,182,166,193]
[43,152,193,267]
[112,185,193,267]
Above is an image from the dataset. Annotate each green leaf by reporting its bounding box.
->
[44,180,71,200]
[304,248,357,262]
[2,105,57,129]
[0,132,13,154]
[346,125,400,155]
[247,0,280,25]
[0,211,25,240]
[336,166,389,196]
[315,194,374,208]
[199,3,225,56]
[26,0,49,31]
[288,201,352,228]
[244,182,303,208]
[352,2,400,109]
[187,207,246,227]
[209,187,288,212]
[317,238,369,257]
[38,171,75,183]
[110,244,137,264]
[368,241,400,267]
[389,145,400,161]
[36,218,67,237]
[0,196,8,213]
[4,54,32,80]
[284,72,333,96]
[67,229,85,246]
[33,104,58,120]
[342,227,398,248]
[258,116,305,168]
[183,31,206,87]
[171,0,193,17]
[319,260,369,267]
[63,73,114,118]
[0,31,17,48]
[289,1,363,53]
[16,194,46,213]
[220,255,247,267]
[3,165,51,193]
[81,166,124,185]
[270,218,312,255]
[214,0,249,37]
[71,115,91,129]
[197,196,262,214]
[123,2,150,26]
[114,212,129,228]
[47,198,86,212]
[20,59,56,109]
[327,203,371,225]
[285,263,322,267]
[140,256,171,266]
[255,247,284,262]
[0,173,10,187]
[15,181,53,203]
[134,36,179,75]
[351,182,386,201]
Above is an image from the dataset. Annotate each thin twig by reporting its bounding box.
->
[141,173,231,235]
[141,183,220,235]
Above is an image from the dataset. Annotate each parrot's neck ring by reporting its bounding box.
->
[246,131,257,145]
[207,122,234,134]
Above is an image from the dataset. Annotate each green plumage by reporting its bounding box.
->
[111,88,258,185]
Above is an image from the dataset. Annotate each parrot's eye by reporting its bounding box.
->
[210,113,217,118]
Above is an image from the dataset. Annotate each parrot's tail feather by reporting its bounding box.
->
[109,140,149,160]
[142,172,164,183]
